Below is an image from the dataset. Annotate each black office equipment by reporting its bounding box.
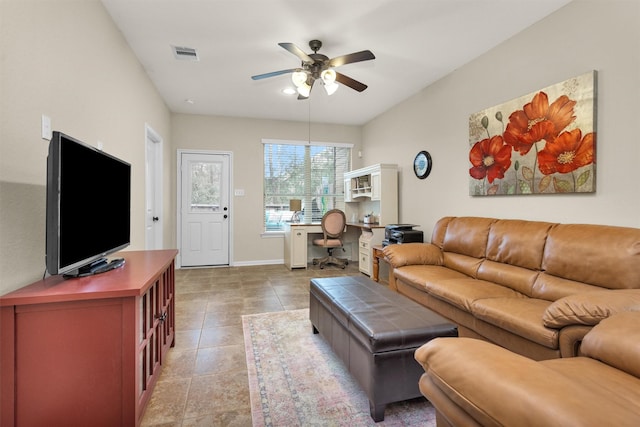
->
[383,224,423,246]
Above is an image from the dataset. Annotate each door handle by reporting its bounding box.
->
[152,216,159,222]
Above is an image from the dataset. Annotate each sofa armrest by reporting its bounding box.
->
[558,325,593,357]
[382,242,443,268]
[542,289,640,328]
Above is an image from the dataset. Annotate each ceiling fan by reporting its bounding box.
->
[251,40,375,99]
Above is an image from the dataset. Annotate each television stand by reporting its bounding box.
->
[64,257,126,278]
[1,250,177,427]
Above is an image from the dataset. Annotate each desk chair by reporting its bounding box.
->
[312,209,349,269]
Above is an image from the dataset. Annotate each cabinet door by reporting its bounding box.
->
[344,179,352,202]
[139,283,162,402]
[291,228,308,267]
[371,173,381,200]
[160,262,175,357]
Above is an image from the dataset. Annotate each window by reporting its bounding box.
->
[263,139,352,232]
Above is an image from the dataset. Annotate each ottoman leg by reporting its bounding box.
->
[370,401,385,422]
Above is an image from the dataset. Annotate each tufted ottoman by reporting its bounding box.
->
[309,276,457,422]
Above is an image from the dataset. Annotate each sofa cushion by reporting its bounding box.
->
[542,223,640,290]
[394,265,469,291]
[486,219,553,270]
[477,260,539,296]
[424,278,523,313]
[542,289,640,328]
[442,217,495,259]
[472,297,558,349]
[580,311,640,378]
[532,272,606,302]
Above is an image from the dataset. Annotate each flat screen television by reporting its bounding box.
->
[46,131,131,277]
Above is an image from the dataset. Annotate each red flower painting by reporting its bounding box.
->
[469,136,512,184]
[468,71,596,195]
[538,129,595,175]
[503,92,577,155]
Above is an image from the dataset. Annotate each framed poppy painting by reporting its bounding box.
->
[468,71,597,196]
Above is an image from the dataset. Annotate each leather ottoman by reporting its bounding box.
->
[309,276,457,422]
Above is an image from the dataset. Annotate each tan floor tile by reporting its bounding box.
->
[183,372,250,419]
[194,344,247,376]
[198,325,244,348]
[140,377,190,426]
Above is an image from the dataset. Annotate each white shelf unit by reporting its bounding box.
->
[344,164,398,275]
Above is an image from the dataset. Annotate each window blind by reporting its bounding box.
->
[263,139,352,231]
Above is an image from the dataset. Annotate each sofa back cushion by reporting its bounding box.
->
[542,223,640,290]
[474,219,553,295]
[581,311,640,378]
[441,217,495,258]
[486,219,552,270]
[431,216,454,248]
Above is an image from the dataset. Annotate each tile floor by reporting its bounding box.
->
[140,262,362,426]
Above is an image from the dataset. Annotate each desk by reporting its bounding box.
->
[283,223,386,274]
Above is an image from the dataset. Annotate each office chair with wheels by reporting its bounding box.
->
[312,209,349,269]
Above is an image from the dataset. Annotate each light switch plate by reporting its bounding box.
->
[234,189,245,196]
[41,115,52,140]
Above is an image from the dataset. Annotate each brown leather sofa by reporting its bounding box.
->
[415,311,640,426]
[383,216,640,360]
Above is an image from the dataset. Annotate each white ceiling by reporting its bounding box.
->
[101,0,571,125]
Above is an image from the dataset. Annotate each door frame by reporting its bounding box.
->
[145,123,163,249]
[176,149,234,268]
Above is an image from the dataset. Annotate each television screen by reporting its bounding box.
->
[46,131,131,277]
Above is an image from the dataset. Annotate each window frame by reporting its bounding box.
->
[262,138,353,234]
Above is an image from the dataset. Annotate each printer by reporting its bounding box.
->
[383,224,423,246]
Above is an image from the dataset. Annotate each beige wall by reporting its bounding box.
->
[362,0,640,238]
[0,0,171,294]
[3,0,639,294]
[171,114,362,265]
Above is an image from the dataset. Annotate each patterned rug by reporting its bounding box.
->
[242,308,436,426]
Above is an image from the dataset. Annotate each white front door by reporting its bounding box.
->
[145,124,163,249]
[179,152,230,267]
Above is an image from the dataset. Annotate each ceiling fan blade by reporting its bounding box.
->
[335,72,368,92]
[327,50,375,68]
[251,68,298,80]
[278,42,314,63]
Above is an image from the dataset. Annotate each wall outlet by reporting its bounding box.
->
[234,189,245,196]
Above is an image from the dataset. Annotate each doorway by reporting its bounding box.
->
[178,150,231,267]
[145,124,163,249]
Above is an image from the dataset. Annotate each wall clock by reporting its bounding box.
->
[413,151,432,179]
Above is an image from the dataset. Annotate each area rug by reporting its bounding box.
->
[242,308,436,426]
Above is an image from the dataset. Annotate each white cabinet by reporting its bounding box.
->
[344,179,353,202]
[359,233,372,275]
[343,164,398,275]
[371,172,381,200]
[284,223,310,269]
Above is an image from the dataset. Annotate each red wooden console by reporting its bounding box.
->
[0,249,178,427]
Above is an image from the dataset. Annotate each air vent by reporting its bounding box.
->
[172,45,199,61]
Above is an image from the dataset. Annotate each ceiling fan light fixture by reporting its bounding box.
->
[323,82,339,96]
[297,82,311,98]
[291,71,308,88]
[321,69,336,85]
